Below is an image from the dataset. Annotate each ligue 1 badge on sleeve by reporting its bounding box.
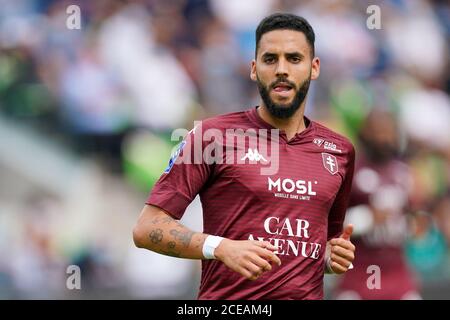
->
[164,140,187,173]
[321,152,338,175]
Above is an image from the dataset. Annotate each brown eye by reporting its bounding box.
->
[290,57,301,63]
[265,57,276,64]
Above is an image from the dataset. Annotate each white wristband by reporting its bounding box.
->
[202,235,224,259]
[326,256,354,273]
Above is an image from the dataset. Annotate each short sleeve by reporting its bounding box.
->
[146,123,212,219]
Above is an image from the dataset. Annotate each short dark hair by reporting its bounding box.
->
[255,13,315,58]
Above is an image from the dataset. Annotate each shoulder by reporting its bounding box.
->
[202,110,250,127]
[197,110,251,131]
[312,120,355,159]
[183,110,251,145]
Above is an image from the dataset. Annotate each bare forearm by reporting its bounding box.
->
[133,206,282,281]
[133,208,208,259]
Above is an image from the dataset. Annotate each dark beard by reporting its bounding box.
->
[256,74,311,119]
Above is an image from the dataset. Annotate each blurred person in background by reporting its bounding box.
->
[334,108,421,299]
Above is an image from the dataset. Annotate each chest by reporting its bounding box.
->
[213,146,345,210]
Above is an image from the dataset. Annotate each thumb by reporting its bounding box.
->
[340,224,353,241]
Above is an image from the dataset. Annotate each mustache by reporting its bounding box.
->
[269,78,297,90]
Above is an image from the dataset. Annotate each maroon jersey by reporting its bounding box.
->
[147,107,355,300]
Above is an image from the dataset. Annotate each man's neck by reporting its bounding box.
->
[257,104,306,141]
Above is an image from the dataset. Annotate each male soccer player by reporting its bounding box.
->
[133,13,356,299]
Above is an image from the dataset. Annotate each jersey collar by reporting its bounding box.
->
[246,106,315,144]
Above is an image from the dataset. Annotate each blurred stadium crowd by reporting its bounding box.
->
[0,0,449,299]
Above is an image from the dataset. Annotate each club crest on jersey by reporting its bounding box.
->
[322,153,338,175]
[164,140,186,173]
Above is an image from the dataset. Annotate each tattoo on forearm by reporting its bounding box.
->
[170,229,195,247]
[168,241,176,250]
[151,217,160,224]
[194,236,203,249]
[149,229,163,244]
[151,215,180,226]
[161,216,174,224]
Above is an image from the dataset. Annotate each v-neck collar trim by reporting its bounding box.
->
[246,106,315,143]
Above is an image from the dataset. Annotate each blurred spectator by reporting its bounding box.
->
[197,18,248,114]
[96,1,198,132]
[405,210,449,282]
[333,109,421,299]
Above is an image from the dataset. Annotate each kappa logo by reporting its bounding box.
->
[322,153,338,175]
[241,148,268,163]
[313,138,342,153]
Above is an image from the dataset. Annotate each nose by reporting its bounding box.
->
[275,58,288,78]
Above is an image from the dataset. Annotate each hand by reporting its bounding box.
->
[328,224,355,274]
[214,239,282,281]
